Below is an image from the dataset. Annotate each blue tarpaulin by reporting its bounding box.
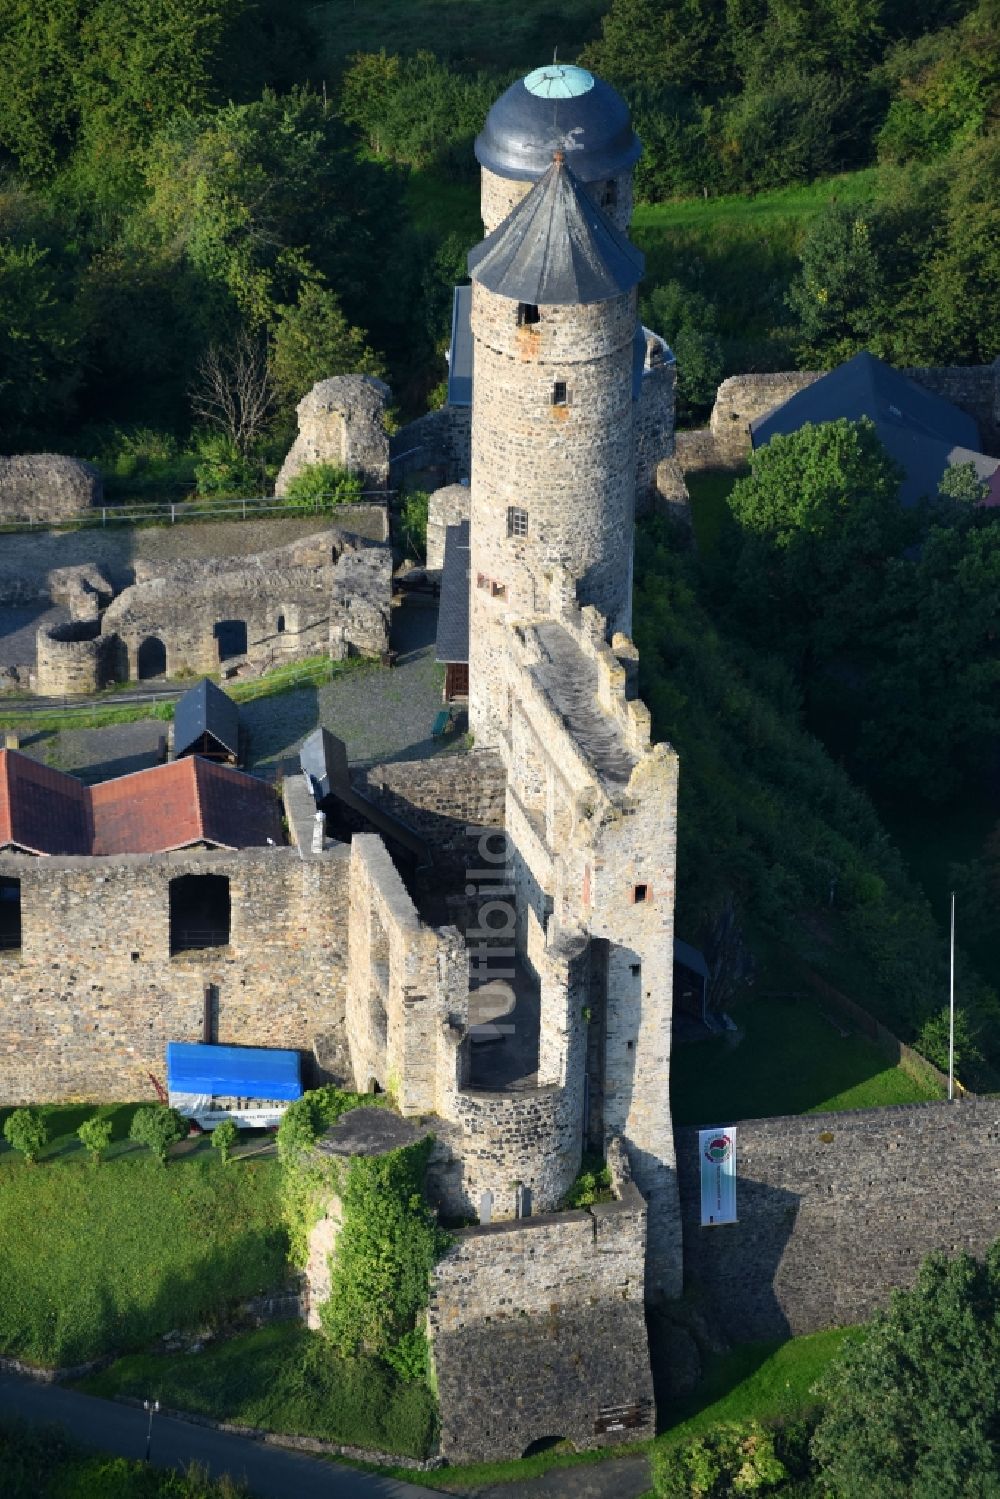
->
[166,1042,303,1100]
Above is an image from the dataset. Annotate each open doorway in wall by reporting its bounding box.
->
[214,619,248,661]
[137,636,167,679]
[169,873,231,954]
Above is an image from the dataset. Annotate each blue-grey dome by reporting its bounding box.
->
[475,65,641,184]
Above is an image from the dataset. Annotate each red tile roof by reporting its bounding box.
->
[0,750,283,857]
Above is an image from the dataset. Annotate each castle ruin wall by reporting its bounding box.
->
[0,455,102,525]
[676,1098,1000,1343]
[428,1174,654,1462]
[0,846,350,1104]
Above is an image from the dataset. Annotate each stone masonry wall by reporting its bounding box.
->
[0,846,350,1104]
[469,284,638,746]
[354,750,506,865]
[676,1099,1000,1344]
[425,484,471,571]
[428,1177,654,1462]
[275,375,391,495]
[393,405,472,489]
[0,455,102,524]
[682,360,1000,472]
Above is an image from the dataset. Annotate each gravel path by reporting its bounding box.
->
[0,602,69,671]
[244,602,454,774]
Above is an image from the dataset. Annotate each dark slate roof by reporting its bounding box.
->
[448,285,473,408]
[751,352,987,508]
[299,727,430,864]
[468,156,644,305]
[476,66,641,184]
[436,519,470,665]
[173,677,241,759]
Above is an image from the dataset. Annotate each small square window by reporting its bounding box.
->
[552,380,568,406]
[491,580,507,600]
[633,883,649,904]
[507,506,528,539]
[517,303,540,326]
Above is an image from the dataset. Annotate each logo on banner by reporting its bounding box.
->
[704,1134,732,1165]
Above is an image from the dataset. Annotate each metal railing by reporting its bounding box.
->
[0,492,391,535]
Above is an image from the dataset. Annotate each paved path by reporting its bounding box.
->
[0,1374,437,1498]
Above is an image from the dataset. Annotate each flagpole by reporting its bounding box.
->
[948,891,956,1102]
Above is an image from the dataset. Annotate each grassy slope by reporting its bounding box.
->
[671,995,940,1127]
[0,1114,287,1367]
[78,1323,438,1461]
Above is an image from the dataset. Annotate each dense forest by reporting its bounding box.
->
[0,0,996,475]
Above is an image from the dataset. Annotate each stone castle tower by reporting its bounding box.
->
[467,64,650,747]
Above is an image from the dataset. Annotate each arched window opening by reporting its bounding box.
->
[136,636,167,680]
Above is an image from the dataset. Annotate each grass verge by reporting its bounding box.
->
[671,994,941,1127]
[0,1416,250,1499]
[0,1134,286,1367]
[77,1323,438,1461]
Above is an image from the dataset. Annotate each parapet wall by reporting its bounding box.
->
[355,750,506,867]
[428,1169,654,1462]
[35,620,120,695]
[676,1098,1000,1343]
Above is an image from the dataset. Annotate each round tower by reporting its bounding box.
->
[475,64,640,235]
[467,141,645,747]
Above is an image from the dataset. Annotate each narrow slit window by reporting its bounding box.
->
[552,380,568,406]
[507,506,528,539]
[517,303,540,326]
[276,614,286,634]
[602,180,618,210]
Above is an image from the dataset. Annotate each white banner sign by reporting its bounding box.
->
[699,1127,737,1226]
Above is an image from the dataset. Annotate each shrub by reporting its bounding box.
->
[128,1106,188,1165]
[280,463,363,509]
[192,431,261,497]
[651,1420,788,1496]
[3,1108,46,1164]
[77,1116,113,1166]
[399,489,429,560]
[211,1118,239,1166]
[562,1152,613,1209]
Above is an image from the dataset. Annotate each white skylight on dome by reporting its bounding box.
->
[523,65,595,99]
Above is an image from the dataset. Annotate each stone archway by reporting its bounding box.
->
[136,635,167,679]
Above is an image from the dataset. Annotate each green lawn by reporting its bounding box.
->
[78,1323,438,1461]
[671,994,941,1127]
[631,169,880,235]
[0,1114,287,1367]
[654,1326,852,1447]
[309,0,605,71]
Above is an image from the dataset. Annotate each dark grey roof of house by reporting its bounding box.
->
[436,519,470,665]
[448,284,473,408]
[173,677,240,759]
[475,66,641,184]
[751,351,987,508]
[299,727,429,864]
[468,156,644,306]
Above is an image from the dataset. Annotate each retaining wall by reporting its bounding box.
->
[676,1097,1000,1343]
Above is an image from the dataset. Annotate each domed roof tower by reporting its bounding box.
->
[475,63,641,234]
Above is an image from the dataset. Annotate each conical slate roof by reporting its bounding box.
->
[467,154,644,306]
